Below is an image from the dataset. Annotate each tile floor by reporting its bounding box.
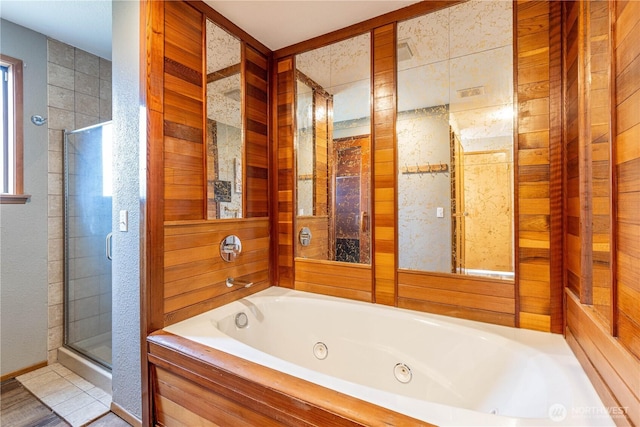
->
[16,363,111,427]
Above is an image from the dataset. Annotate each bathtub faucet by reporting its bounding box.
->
[226,277,254,288]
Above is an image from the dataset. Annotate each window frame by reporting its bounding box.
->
[0,53,28,204]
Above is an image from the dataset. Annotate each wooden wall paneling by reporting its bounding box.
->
[245,45,270,218]
[372,24,396,306]
[275,58,295,287]
[614,0,640,361]
[566,292,640,426]
[516,1,559,332]
[295,259,372,302]
[563,1,640,420]
[565,329,635,427]
[295,216,329,260]
[163,1,205,221]
[143,0,166,339]
[563,0,597,315]
[547,0,564,334]
[148,333,435,426]
[589,0,613,325]
[160,1,272,324]
[143,1,166,425]
[145,2,274,422]
[577,0,594,305]
[565,0,581,300]
[163,219,270,326]
[155,368,280,426]
[397,271,516,327]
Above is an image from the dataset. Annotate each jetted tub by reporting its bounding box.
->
[163,287,614,426]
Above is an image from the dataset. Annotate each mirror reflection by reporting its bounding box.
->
[397,1,514,279]
[206,19,243,219]
[295,33,371,264]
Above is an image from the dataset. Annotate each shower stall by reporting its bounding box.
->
[63,122,113,371]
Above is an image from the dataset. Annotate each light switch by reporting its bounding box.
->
[119,210,128,232]
[436,207,444,218]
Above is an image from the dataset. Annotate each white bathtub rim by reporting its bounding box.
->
[164,287,614,427]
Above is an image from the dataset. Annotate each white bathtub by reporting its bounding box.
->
[164,287,614,427]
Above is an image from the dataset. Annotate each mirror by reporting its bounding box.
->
[397,1,514,280]
[295,33,371,264]
[205,19,243,219]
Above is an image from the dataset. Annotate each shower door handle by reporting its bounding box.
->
[106,232,113,261]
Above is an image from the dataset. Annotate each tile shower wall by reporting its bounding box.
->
[47,39,112,364]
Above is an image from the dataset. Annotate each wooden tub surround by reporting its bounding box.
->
[148,332,432,426]
[141,0,640,425]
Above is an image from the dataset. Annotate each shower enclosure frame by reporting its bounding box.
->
[63,121,113,371]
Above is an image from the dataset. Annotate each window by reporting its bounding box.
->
[0,54,27,204]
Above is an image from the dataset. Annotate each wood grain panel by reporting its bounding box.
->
[295,216,329,260]
[143,4,274,422]
[563,2,640,421]
[244,45,270,218]
[398,271,516,323]
[398,298,515,328]
[516,0,563,332]
[155,394,221,427]
[275,57,295,287]
[163,1,205,222]
[295,259,372,302]
[155,369,278,426]
[566,292,640,426]
[589,0,612,324]
[372,24,396,306]
[148,333,434,426]
[614,0,640,361]
[565,333,634,427]
[163,219,270,326]
[142,1,168,424]
[539,0,562,333]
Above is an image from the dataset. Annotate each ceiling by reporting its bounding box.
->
[0,0,420,60]
[204,1,420,51]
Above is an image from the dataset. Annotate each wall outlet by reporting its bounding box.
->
[436,207,444,218]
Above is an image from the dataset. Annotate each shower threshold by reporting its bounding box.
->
[58,346,112,394]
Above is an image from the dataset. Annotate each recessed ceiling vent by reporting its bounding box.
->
[397,38,414,62]
[224,88,241,102]
[457,86,485,98]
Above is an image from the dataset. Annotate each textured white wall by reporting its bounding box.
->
[111,1,142,419]
[0,19,49,377]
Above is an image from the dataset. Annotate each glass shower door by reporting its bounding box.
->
[64,122,113,369]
